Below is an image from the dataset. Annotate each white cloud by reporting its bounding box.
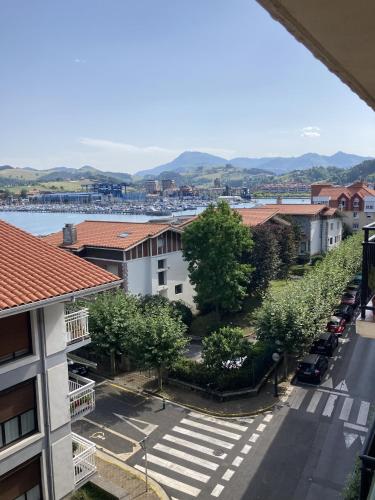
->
[74,58,87,64]
[301,126,321,138]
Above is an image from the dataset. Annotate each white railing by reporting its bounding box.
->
[65,308,90,345]
[69,374,95,420]
[72,433,96,485]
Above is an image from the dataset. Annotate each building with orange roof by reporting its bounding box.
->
[311,181,375,232]
[44,220,196,308]
[0,219,122,499]
[262,203,343,257]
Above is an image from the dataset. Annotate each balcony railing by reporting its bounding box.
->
[65,308,90,345]
[69,374,95,420]
[72,433,96,486]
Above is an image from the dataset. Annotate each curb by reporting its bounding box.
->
[96,450,170,500]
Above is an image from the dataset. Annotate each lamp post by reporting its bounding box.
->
[139,437,148,492]
[272,352,281,397]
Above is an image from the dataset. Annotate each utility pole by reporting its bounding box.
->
[139,437,148,492]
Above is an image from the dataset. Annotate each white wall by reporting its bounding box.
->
[44,303,66,356]
[51,435,75,499]
[310,219,322,255]
[48,362,70,431]
[325,217,343,251]
[127,257,152,295]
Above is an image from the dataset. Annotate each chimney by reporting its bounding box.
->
[276,195,282,204]
[62,223,77,245]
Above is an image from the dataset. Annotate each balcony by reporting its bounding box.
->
[69,374,95,420]
[72,433,96,486]
[65,308,90,347]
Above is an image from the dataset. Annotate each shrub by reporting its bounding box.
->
[311,254,324,266]
[171,300,194,328]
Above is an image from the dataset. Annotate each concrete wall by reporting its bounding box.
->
[127,256,152,295]
[51,435,75,499]
[44,303,66,357]
[310,218,322,256]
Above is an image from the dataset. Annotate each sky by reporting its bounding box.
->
[1,0,375,173]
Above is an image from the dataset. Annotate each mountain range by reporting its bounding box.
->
[136,151,373,177]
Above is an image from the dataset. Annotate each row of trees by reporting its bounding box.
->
[255,231,363,371]
[182,201,299,316]
[88,292,189,388]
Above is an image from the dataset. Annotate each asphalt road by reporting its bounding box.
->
[73,319,374,500]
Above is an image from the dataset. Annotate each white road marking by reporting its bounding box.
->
[180,419,241,440]
[344,422,368,432]
[338,346,342,352]
[163,434,227,459]
[232,456,243,467]
[344,432,359,449]
[339,398,354,421]
[249,433,259,443]
[154,443,219,471]
[211,484,224,497]
[317,388,350,398]
[134,465,201,497]
[143,454,210,483]
[113,413,158,436]
[188,412,248,431]
[173,426,234,449]
[328,366,333,371]
[256,424,266,432]
[357,401,370,426]
[241,444,252,454]
[290,388,307,409]
[335,380,348,392]
[321,377,333,389]
[263,414,273,423]
[306,392,322,413]
[222,469,235,481]
[322,394,338,417]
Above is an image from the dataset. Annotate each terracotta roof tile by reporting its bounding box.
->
[0,219,121,312]
[43,220,175,250]
[263,204,328,215]
[235,208,280,226]
[313,184,375,200]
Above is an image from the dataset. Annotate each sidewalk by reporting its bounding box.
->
[113,370,290,417]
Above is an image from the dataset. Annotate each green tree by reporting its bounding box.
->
[182,201,253,316]
[88,291,140,374]
[20,188,28,199]
[127,303,188,389]
[246,224,280,292]
[202,326,249,372]
[275,224,299,277]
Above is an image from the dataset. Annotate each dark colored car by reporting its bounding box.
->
[341,290,359,306]
[67,360,88,376]
[296,354,329,384]
[327,315,346,334]
[353,273,362,285]
[346,283,360,293]
[333,304,354,321]
[310,332,338,356]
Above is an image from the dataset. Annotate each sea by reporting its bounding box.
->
[0,198,310,236]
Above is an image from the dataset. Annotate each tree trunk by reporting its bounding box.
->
[157,367,163,391]
[283,351,288,380]
[110,351,116,376]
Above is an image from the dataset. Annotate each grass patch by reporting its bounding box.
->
[71,482,116,500]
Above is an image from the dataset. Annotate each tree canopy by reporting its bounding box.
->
[202,326,249,372]
[182,201,253,315]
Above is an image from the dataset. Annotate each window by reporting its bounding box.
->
[0,313,32,365]
[330,222,334,231]
[0,379,37,450]
[175,284,183,294]
[157,235,166,252]
[329,237,333,245]
[365,204,374,210]
[337,221,340,229]
[353,198,359,208]
[353,212,358,219]
[334,236,337,243]
[339,198,346,209]
[366,213,372,218]
[158,271,166,286]
[0,456,42,500]
[158,259,166,270]
[353,223,359,230]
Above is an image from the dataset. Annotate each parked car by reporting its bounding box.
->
[310,332,338,356]
[333,304,354,321]
[341,290,359,306]
[327,315,346,334]
[353,273,362,285]
[296,354,329,384]
[67,359,88,376]
[346,283,360,293]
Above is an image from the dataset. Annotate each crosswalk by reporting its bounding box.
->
[289,387,370,427]
[133,411,258,498]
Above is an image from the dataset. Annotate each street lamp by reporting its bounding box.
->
[272,352,281,397]
[139,437,148,492]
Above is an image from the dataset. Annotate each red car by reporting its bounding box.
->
[327,315,346,334]
[341,291,359,306]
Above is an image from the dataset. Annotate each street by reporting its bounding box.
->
[73,320,374,500]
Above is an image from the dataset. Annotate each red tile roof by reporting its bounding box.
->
[43,221,177,250]
[263,204,329,215]
[312,182,375,200]
[0,219,121,312]
[235,208,281,226]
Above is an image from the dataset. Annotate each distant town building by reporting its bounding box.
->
[29,191,102,204]
[311,181,375,231]
[44,221,196,309]
[144,179,159,194]
[90,182,129,198]
[214,178,221,188]
[161,179,176,191]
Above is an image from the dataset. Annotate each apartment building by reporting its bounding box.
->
[311,181,375,232]
[0,220,121,499]
[262,204,343,256]
[44,221,195,309]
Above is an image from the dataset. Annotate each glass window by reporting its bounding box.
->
[330,223,334,230]
[158,259,165,269]
[4,417,20,445]
[21,410,35,436]
[353,212,358,218]
[158,271,166,286]
[26,484,41,500]
[175,284,183,294]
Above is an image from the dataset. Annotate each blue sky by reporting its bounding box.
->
[1,0,374,173]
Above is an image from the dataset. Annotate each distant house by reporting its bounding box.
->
[311,181,375,231]
[44,221,196,308]
[262,204,343,257]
